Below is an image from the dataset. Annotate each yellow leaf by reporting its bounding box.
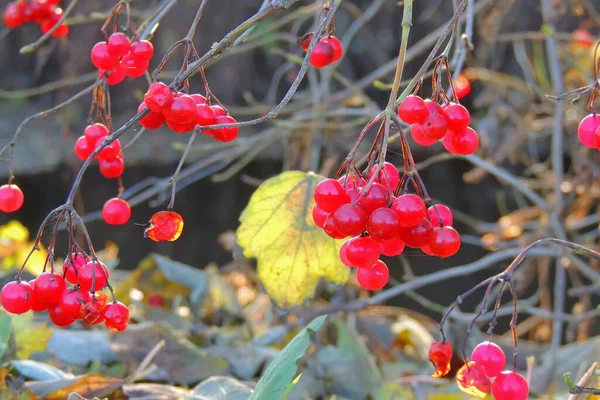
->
[236,171,349,308]
[11,312,53,359]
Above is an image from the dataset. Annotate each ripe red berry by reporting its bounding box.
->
[3,2,25,28]
[314,179,350,213]
[196,104,217,127]
[411,123,438,146]
[103,301,130,331]
[28,279,49,312]
[322,214,346,239]
[367,207,400,241]
[309,40,334,68]
[0,184,24,213]
[442,130,458,153]
[321,36,343,62]
[164,94,197,123]
[63,252,89,285]
[80,293,108,325]
[144,82,173,111]
[398,218,432,248]
[84,123,109,147]
[190,94,207,105]
[121,54,149,78]
[211,105,227,118]
[578,114,600,148]
[40,20,69,38]
[166,119,196,134]
[357,183,390,215]
[456,361,492,398]
[48,304,75,327]
[107,32,132,57]
[421,113,448,140]
[369,162,400,192]
[424,99,443,115]
[427,226,461,258]
[428,341,453,378]
[491,371,529,400]
[443,103,470,131]
[101,65,127,86]
[455,74,472,100]
[378,236,405,257]
[78,261,110,292]
[471,341,506,378]
[98,139,122,162]
[451,127,479,155]
[398,95,428,124]
[129,40,154,63]
[99,156,125,179]
[211,115,239,142]
[32,272,66,307]
[138,103,166,130]
[333,204,367,236]
[312,205,329,228]
[344,236,380,268]
[356,260,389,290]
[0,281,32,314]
[102,198,131,225]
[392,194,426,228]
[91,42,120,71]
[144,211,184,242]
[339,240,355,267]
[427,204,453,227]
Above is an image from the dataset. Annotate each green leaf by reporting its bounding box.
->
[280,373,302,400]
[335,320,383,387]
[249,315,327,400]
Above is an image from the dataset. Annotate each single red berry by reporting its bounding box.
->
[392,194,426,228]
[344,236,380,268]
[321,36,343,62]
[339,240,355,267]
[424,99,443,115]
[164,94,197,123]
[129,40,154,63]
[32,272,66,307]
[107,32,132,57]
[0,184,24,213]
[121,53,149,78]
[63,252,89,285]
[84,123,109,147]
[40,20,69,38]
[398,95,428,124]
[103,301,130,331]
[491,371,529,400]
[314,179,350,213]
[312,205,329,228]
[144,211,184,242]
[471,341,506,378]
[451,127,479,155]
[102,198,131,225]
[411,123,438,146]
[138,103,166,130]
[367,207,400,241]
[398,218,432,248]
[190,94,207,105]
[48,304,75,327]
[101,65,127,86]
[99,156,125,179]
[428,341,453,378]
[421,113,448,140]
[578,114,600,149]
[309,40,334,68]
[357,183,390,215]
[144,82,173,111]
[80,292,108,325]
[27,279,46,312]
[0,281,32,314]
[455,74,472,100]
[166,119,196,134]
[98,139,122,162]
[443,103,470,131]
[378,236,405,257]
[427,226,461,258]
[78,261,110,292]
[333,204,367,237]
[322,214,346,239]
[3,2,25,28]
[337,174,366,189]
[346,188,361,203]
[356,260,389,290]
[211,115,239,142]
[421,244,435,256]
[196,104,217,127]
[211,105,227,118]
[456,361,492,398]
[427,204,453,227]
[369,162,400,192]
[442,130,458,153]
[91,42,120,71]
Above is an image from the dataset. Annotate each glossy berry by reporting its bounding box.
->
[427,204,453,227]
[63,252,89,285]
[144,211,184,242]
[138,103,166,130]
[451,127,479,155]
[378,236,405,257]
[98,139,121,162]
[333,204,367,236]
[427,226,460,258]
[369,162,400,191]
[367,207,400,241]
[356,260,389,290]
[491,371,529,400]
[391,194,426,228]
[107,32,132,57]
[578,114,600,149]
[164,94,197,123]
[211,115,239,142]
[357,183,389,215]
[166,119,196,134]
[121,54,149,78]
[84,123,109,147]
[99,156,125,179]
[91,42,120,71]
[312,205,329,228]
[398,95,428,124]
[211,105,227,118]
[3,3,25,28]
[339,240,354,267]
[424,99,443,115]
[314,179,350,213]
[49,304,75,327]
[428,341,453,378]
[398,218,432,248]
[32,272,66,306]
[78,261,110,292]
[81,293,108,325]
[471,341,506,378]
[196,104,217,127]
[344,236,380,268]
[144,82,173,111]
[40,20,69,38]
[102,198,131,225]
[456,361,491,398]
[28,280,49,312]
[455,74,471,100]
[443,103,470,131]
[0,184,24,213]
[190,94,207,105]
[421,113,448,140]
[0,281,32,314]
[321,36,343,62]
[442,130,458,153]
[103,301,130,331]
[411,123,438,146]
[129,40,154,63]
[309,40,334,68]
[323,214,346,239]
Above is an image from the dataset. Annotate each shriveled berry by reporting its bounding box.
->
[102,198,131,225]
[333,204,367,236]
[356,260,389,290]
[367,207,400,241]
[144,82,173,111]
[78,261,110,292]
[103,301,130,331]
[378,236,405,257]
[392,194,426,228]
[398,95,428,124]
[456,361,491,398]
[81,293,108,325]
[0,281,32,314]
[491,371,529,400]
[0,184,24,213]
[314,179,350,213]
[144,211,184,242]
[428,341,453,378]
[427,226,460,258]
[344,236,380,268]
[471,341,506,378]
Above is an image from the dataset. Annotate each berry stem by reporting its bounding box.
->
[386,0,413,111]
[168,132,198,209]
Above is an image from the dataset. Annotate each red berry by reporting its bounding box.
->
[312,205,329,228]
[442,130,458,153]
[427,204,453,227]
[322,214,346,239]
[344,236,380,268]
[357,183,389,215]
[0,184,24,213]
[211,115,239,142]
[456,361,492,398]
[48,304,75,327]
[3,2,25,28]
[164,94,197,123]
[98,139,122,162]
[144,211,184,242]
[190,94,207,105]
[84,123,109,147]
[451,127,479,155]
[0,281,32,314]
[166,119,196,134]
[309,40,334,68]
[78,261,110,292]
[428,341,453,378]
[333,204,367,236]
[40,20,69,38]
[337,175,366,189]
[80,293,108,325]
[455,74,471,100]
[107,32,132,57]
[129,40,154,63]
[196,104,217,127]
[121,53,149,78]
[491,371,529,400]
[102,198,131,225]
[398,95,428,124]
[91,42,120,71]
[411,123,438,146]
[102,66,127,86]
[356,260,389,290]
[471,341,506,378]
[321,36,343,62]
[99,156,125,178]
[398,218,432,248]
[28,279,49,312]
[103,301,130,331]
[32,272,66,306]
[314,179,350,213]
[424,99,443,115]
[369,162,400,191]
[421,113,448,140]
[443,103,470,131]
[427,226,460,258]
[339,240,355,267]
[63,252,89,285]
[367,207,400,241]
[138,103,166,130]
[578,114,600,149]
[391,194,426,228]
[144,82,173,111]
[378,236,405,257]
[211,105,227,118]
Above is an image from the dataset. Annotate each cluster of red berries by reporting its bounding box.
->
[0,253,129,331]
[428,340,529,400]
[576,113,600,150]
[3,0,68,38]
[138,82,239,141]
[305,35,343,68]
[312,162,461,290]
[398,95,479,155]
[0,184,24,213]
[74,123,126,179]
[91,33,154,86]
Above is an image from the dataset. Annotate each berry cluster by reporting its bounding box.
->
[0,253,129,331]
[3,0,68,38]
[398,95,479,155]
[74,123,127,180]
[576,113,600,150]
[303,35,343,68]
[0,184,24,213]
[138,82,239,141]
[91,34,154,86]
[428,340,529,400]
[312,162,461,290]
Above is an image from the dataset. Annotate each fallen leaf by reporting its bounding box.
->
[25,374,122,400]
[189,376,252,400]
[236,171,348,308]
[122,383,190,399]
[11,360,72,381]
